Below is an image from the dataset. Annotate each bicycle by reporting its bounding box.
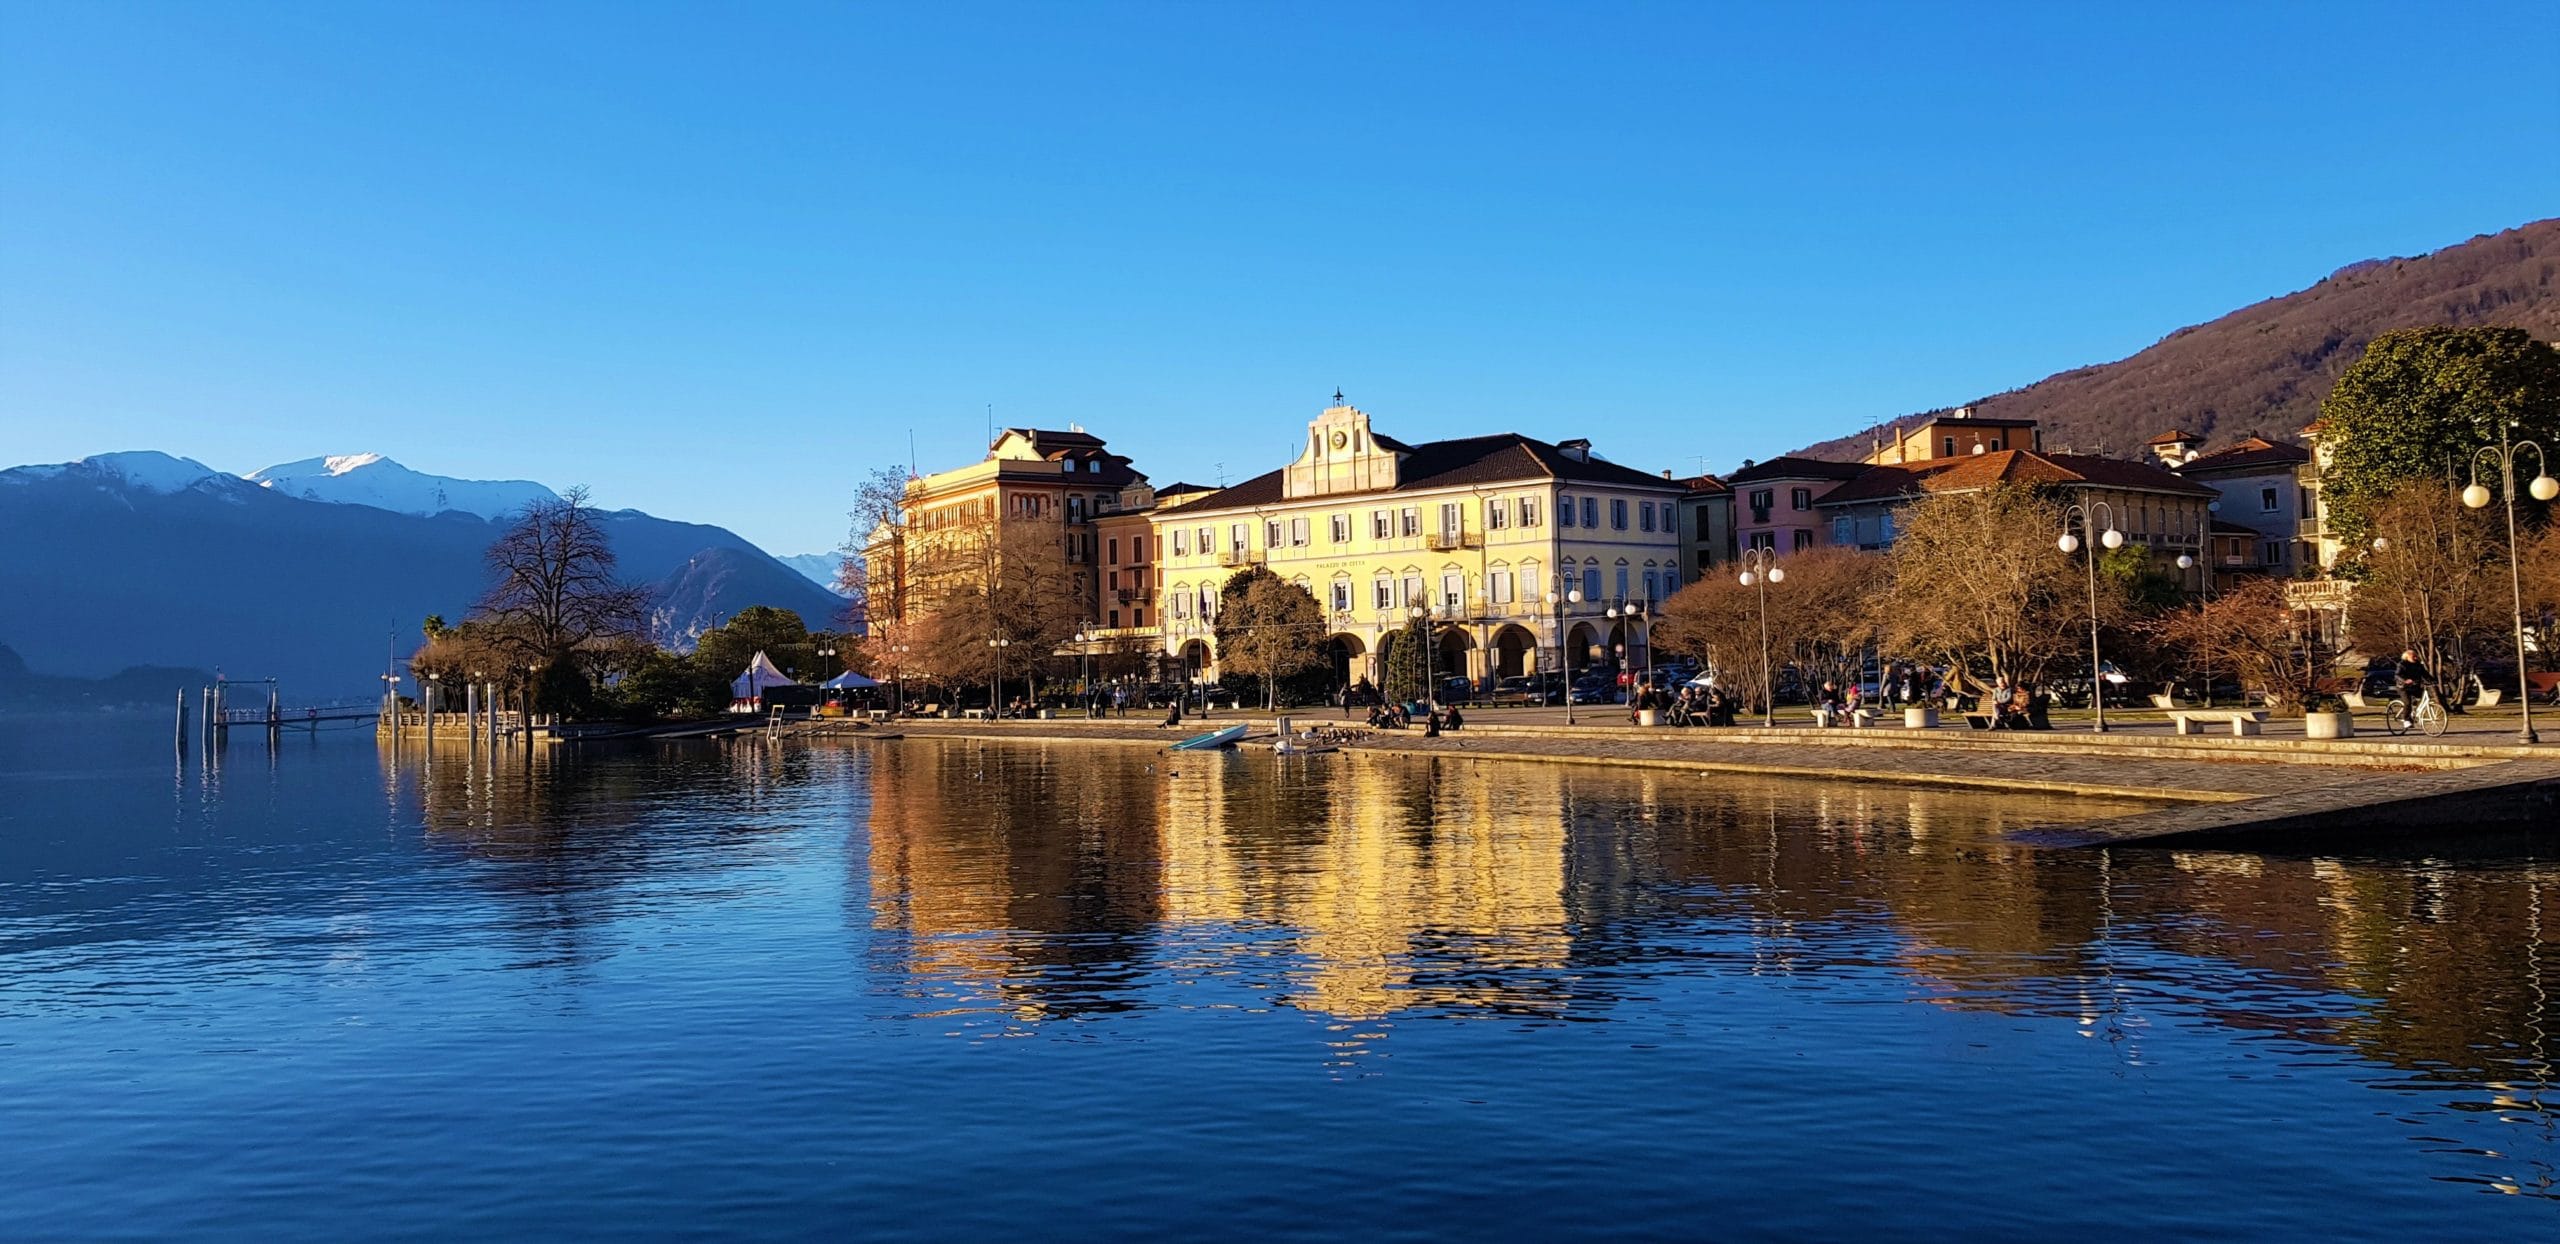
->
[2382,689,2447,737]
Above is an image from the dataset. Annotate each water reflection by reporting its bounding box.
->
[840,738,2560,1193]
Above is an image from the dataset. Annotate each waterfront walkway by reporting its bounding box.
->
[837,705,2559,846]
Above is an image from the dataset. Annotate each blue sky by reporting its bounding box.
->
[5,1,2554,555]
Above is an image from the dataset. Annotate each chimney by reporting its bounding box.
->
[1557,438,1593,462]
[1660,468,1674,479]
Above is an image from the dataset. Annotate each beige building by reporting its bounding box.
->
[1146,400,1687,688]
[879,426,1145,627]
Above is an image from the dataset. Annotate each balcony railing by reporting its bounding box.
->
[1426,531,1480,552]
[1217,548,1263,568]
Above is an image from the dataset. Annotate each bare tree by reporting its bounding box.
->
[475,486,649,666]
[2348,480,2505,696]
[842,466,916,631]
[1879,485,2089,691]
[2160,578,2344,714]
[1655,546,1882,713]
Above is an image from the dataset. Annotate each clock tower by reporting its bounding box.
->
[1284,394,1402,498]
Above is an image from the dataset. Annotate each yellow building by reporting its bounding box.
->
[1147,399,1688,687]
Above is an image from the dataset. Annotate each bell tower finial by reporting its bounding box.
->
[1332,387,1345,405]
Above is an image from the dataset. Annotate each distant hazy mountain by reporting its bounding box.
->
[0,452,848,697]
[777,552,848,595]
[246,453,557,520]
[0,642,213,708]
[1796,218,2560,461]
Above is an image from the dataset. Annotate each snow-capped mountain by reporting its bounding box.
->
[3,450,239,495]
[245,453,558,520]
[778,552,849,596]
[0,450,850,695]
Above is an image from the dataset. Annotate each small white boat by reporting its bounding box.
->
[1170,724,1248,751]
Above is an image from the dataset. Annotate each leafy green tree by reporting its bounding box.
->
[1212,567,1327,708]
[2316,326,2560,547]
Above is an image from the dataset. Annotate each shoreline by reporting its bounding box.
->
[803,716,2560,845]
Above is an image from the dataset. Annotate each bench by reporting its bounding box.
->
[2167,709,2268,737]
[2149,693,2178,710]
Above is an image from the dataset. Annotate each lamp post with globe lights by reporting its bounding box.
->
[2172,551,2208,706]
[1737,548,1785,728]
[1545,582,1583,724]
[2460,424,2557,744]
[986,635,1013,717]
[2058,499,2125,733]
[1608,600,1652,700]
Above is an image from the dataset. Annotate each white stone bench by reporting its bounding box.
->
[2167,709,2268,737]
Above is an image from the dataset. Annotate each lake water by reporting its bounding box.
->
[2,717,2555,1239]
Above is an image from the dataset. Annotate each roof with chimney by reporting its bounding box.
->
[1816,449,2216,506]
[2148,428,2199,447]
[2171,435,2311,475]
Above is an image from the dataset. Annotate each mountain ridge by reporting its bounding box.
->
[0,452,848,696]
[1793,218,2560,462]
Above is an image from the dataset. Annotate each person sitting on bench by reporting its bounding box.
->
[1158,702,1182,728]
[1995,684,2033,730]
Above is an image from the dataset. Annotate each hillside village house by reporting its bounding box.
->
[1148,399,1687,688]
[2152,429,2317,579]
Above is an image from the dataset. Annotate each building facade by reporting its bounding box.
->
[1814,448,2219,584]
[883,427,1145,627]
[1728,456,1871,554]
[1147,400,1687,688]
[2153,431,2316,579]
[1864,407,2041,465]
[1675,473,1736,582]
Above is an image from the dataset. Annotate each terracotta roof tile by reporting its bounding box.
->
[1815,449,2216,507]
[2174,436,2310,474]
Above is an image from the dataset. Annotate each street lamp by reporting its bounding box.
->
[1074,631,1093,710]
[888,641,911,716]
[986,635,1013,718]
[2461,425,2556,744]
[815,639,838,682]
[1545,583,1583,724]
[1737,548,1784,728]
[2174,552,2205,707]
[2058,499,2125,733]
[1608,601,1652,698]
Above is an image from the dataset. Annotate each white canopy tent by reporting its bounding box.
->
[730,651,798,705]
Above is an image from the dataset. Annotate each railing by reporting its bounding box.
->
[1426,531,1480,551]
[1218,548,1263,568]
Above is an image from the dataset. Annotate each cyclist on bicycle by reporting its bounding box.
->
[2394,649,2432,710]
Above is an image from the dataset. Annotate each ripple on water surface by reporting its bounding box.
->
[0,718,2555,1238]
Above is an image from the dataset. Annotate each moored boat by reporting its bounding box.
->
[1170,723,1248,751]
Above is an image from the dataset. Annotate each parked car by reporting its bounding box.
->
[1495,674,1568,705]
